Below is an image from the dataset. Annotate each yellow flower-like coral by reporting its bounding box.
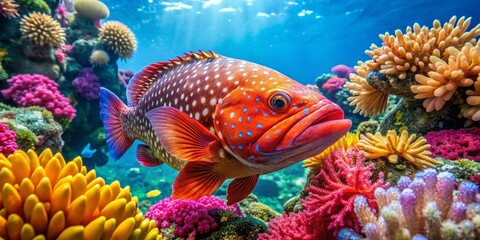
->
[303,132,359,172]
[357,130,440,169]
[366,16,480,80]
[344,62,389,116]
[20,12,65,48]
[99,21,137,60]
[0,149,162,240]
[411,42,480,112]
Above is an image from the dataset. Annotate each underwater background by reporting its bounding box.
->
[1,0,480,239]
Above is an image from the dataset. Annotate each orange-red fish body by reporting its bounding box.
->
[100,50,351,204]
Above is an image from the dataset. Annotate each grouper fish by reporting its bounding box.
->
[99,50,351,204]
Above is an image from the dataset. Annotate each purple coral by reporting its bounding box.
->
[72,68,101,100]
[331,64,356,79]
[425,128,480,161]
[1,74,76,119]
[145,196,243,238]
[354,168,480,239]
[0,122,17,155]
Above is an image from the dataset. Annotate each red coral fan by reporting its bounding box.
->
[425,127,480,161]
[1,74,76,119]
[322,77,345,93]
[302,147,387,239]
[258,211,315,240]
[331,64,356,79]
[0,122,17,155]
[145,196,243,238]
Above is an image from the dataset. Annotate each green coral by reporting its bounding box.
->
[17,0,51,15]
[14,128,37,149]
[210,217,268,240]
[243,202,279,222]
[436,158,480,184]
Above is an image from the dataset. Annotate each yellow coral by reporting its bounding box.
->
[366,16,480,79]
[99,21,137,60]
[0,149,162,240]
[411,42,480,112]
[344,61,389,116]
[462,78,480,121]
[358,130,440,169]
[20,12,65,48]
[303,132,359,171]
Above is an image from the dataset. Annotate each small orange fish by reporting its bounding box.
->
[100,50,351,204]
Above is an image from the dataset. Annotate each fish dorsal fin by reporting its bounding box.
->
[126,50,220,107]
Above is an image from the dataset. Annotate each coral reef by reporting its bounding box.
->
[354,168,480,239]
[20,12,65,48]
[345,16,480,134]
[322,76,345,93]
[99,21,137,60]
[332,64,356,79]
[0,103,64,153]
[0,121,17,155]
[210,217,268,240]
[145,196,243,238]
[1,74,76,120]
[0,149,162,239]
[72,67,101,100]
[425,127,480,161]
[258,211,313,240]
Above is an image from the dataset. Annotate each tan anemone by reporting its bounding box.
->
[0,149,162,240]
[20,12,65,48]
[99,21,137,60]
[411,42,480,112]
[357,130,440,169]
[344,61,390,116]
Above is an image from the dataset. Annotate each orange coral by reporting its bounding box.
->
[411,42,480,112]
[462,79,480,121]
[0,149,162,240]
[344,62,389,116]
[358,130,440,169]
[366,16,480,79]
[0,0,19,19]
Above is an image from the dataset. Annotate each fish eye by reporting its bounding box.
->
[269,92,291,112]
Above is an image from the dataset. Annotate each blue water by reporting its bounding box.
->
[103,0,480,84]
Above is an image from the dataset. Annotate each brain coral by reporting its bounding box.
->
[73,0,109,20]
[0,149,162,240]
[20,12,65,48]
[0,0,19,19]
[99,21,137,60]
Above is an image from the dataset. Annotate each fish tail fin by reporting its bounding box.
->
[99,87,133,160]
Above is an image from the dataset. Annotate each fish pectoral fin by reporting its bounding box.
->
[137,144,162,167]
[172,161,226,199]
[146,106,220,163]
[226,174,259,205]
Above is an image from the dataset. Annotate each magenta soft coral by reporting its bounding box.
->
[1,74,76,119]
[425,127,480,161]
[0,122,17,155]
[322,77,345,93]
[258,211,315,240]
[302,147,387,239]
[72,68,101,100]
[145,196,243,238]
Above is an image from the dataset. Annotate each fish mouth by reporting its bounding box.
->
[249,100,351,165]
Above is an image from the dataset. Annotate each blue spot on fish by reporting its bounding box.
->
[256,124,263,129]
[275,130,281,135]
[264,112,269,116]
[238,144,243,150]
[254,109,259,113]
[303,108,309,114]
[249,156,254,159]
[247,116,251,122]
[228,134,231,139]
[231,123,235,129]
[243,108,248,113]
[238,132,243,138]
[230,144,235,149]
[256,97,260,102]
[239,117,243,122]
[247,130,253,136]
[293,107,298,110]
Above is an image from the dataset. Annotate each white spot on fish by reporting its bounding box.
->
[202,108,209,116]
[210,98,217,105]
[201,97,206,104]
[192,100,197,107]
[195,112,200,120]
[230,112,235,118]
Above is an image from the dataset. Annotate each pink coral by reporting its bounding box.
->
[425,127,480,161]
[145,196,243,238]
[322,77,345,93]
[0,122,17,155]
[258,211,315,240]
[331,64,356,79]
[72,68,101,100]
[302,147,387,238]
[1,74,76,119]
